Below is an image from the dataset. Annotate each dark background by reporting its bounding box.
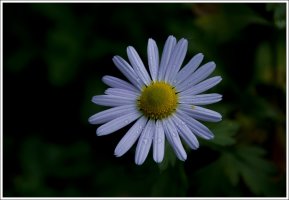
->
[3,3,287,197]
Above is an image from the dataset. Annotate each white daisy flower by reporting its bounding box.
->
[89,35,222,165]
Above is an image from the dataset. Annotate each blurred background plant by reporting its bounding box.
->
[3,3,286,197]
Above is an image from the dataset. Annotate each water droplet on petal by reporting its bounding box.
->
[172,132,177,137]
[157,138,162,144]
[142,138,148,144]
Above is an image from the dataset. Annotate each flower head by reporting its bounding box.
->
[89,35,222,165]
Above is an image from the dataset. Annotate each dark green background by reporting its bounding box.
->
[3,3,286,197]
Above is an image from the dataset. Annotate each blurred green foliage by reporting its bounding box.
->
[3,3,286,197]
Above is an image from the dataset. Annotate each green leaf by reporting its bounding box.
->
[266,3,286,29]
[31,3,74,24]
[233,146,277,196]
[45,28,82,86]
[194,157,241,196]
[6,47,36,72]
[195,145,278,196]
[219,153,240,186]
[236,146,275,174]
[276,35,286,91]
[208,120,239,146]
[255,42,273,83]
[194,4,269,43]
[238,161,272,196]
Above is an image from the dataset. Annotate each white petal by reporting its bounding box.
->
[172,114,199,149]
[102,75,139,92]
[177,61,216,92]
[175,53,204,85]
[96,109,141,136]
[177,110,214,140]
[112,56,143,89]
[88,105,136,124]
[158,35,176,81]
[179,93,222,105]
[147,38,159,81]
[92,95,135,107]
[164,38,188,83]
[114,116,148,157]
[180,76,222,96]
[162,118,187,161]
[153,120,165,163]
[135,119,154,165]
[180,104,222,122]
[104,88,139,99]
[127,46,151,86]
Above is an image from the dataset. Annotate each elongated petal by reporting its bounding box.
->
[102,75,139,92]
[113,56,143,89]
[177,61,216,92]
[180,104,222,122]
[127,46,151,86]
[179,93,222,105]
[92,95,135,107]
[172,115,199,149]
[88,105,136,124]
[177,110,214,140]
[97,109,141,136]
[114,116,148,157]
[162,118,187,161]
[175,53,204,85]
[105,88,139,99]
[164,38,188,83]
[180,76,222,96]
[158,35,176,81]
[147,38,159,81]
[153,120,165,163]
[135,119,154,165]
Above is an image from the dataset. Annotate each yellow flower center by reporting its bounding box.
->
[138,82,178,119]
